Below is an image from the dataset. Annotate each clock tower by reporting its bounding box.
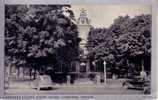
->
[77,8,91,55]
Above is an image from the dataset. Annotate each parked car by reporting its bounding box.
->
[31,75,53,90]
[122,75,150,92]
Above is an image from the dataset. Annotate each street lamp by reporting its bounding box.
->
[103,61,107,85]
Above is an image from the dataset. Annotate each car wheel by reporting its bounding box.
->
[143,87,150,94]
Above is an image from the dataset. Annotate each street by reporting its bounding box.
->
[5,79,143,95]
[5,86,142,95]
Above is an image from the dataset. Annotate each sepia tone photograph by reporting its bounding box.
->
[4,4,151,95]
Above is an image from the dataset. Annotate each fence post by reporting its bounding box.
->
[67,75,71,85]
[96,74,101,85]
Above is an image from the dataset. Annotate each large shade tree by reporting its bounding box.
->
[5,5,80,76]
[86,14,151,77]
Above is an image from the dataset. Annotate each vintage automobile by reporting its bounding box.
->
[122,75,150,93]
[31,75,53,90]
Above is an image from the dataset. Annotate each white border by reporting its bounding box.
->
[0,0,157,99]
[4,0,152,5]
[0,0,5,97]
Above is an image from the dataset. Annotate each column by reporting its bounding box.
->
[103,61,107,85]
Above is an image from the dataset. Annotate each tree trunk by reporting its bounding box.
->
[33,69,36,79]
[22,68,24,79]
[29,69,32,79]
[8,63,12,77]
[17,67,20,79]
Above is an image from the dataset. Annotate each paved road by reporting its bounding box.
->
[5,86,142,95]
[5,79,143,95]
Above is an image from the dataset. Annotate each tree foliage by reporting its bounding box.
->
[5,5,80,72]
[87,15,151,76]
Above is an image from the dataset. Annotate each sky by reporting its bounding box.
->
[71,5,151,28]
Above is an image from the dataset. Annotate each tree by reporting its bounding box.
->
[86,14,151,77]
[5,5,80,76]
